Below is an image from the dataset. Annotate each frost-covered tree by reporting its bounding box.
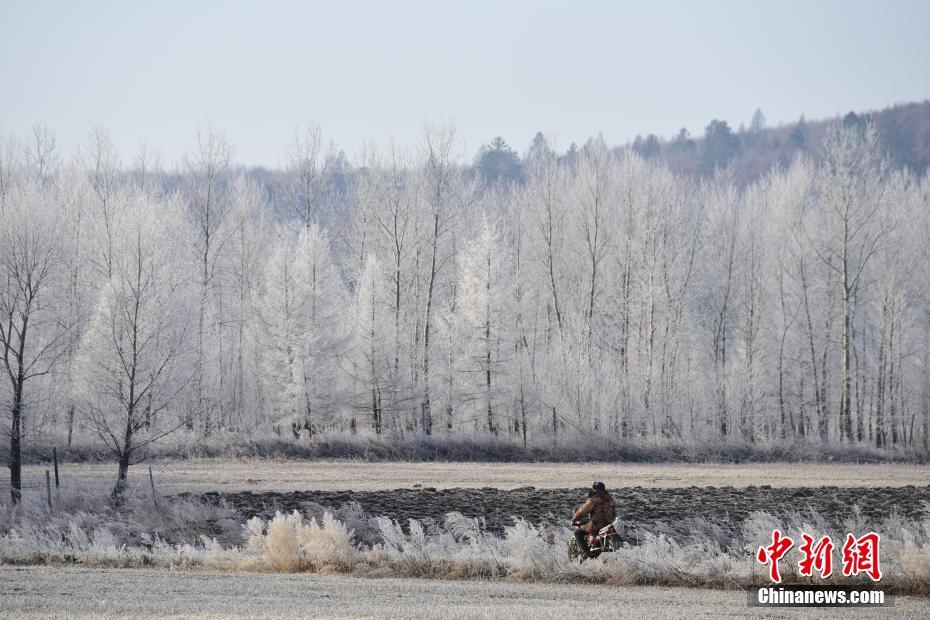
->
[84,126,122,278]
[459,216,514,434]
[184,129,233,434]
[290,224,347,434]
[285,123,334,229]
[222,176,269,431]
[257,234,301,433]
[0,134,20,210]
[0,121,927,457]
[348,254,390,434]
[573,137,615,345]
[0,179,72,501]
[417,125,467,435]
[815,125,896,442]
[258,224,346,437]
[24,124,60,185]
[364,145,417,406]
[74,190,193,496]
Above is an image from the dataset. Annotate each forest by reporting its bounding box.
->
[628,100,930,183]
[2,117,930,498]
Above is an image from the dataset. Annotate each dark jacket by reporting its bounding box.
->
[572,489,617,534]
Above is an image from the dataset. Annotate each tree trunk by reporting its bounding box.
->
[841,287,852,442]
[113,395,135,498]
[372,386,381,435]
[9,378,23,503]
[485,254,494,435]
[113,449,131,498]
[420,214,439,436]
[486,324,494,434]
[7,316,28,504]
[66,404,75,447]
[876,300,887,449]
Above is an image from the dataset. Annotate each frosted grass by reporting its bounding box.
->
[2,491,929,594]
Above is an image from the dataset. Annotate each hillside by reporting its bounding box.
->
[628,100,930,183]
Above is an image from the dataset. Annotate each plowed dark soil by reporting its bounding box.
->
[188,485,930,535]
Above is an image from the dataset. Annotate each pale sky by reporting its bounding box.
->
[2,0,929,167]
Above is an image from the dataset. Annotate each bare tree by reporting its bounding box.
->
[814,125,895,442]
[350,255,388,434]
[184,129,233,433]
[24,124,60,185]
[459,215,513,434]
[526,146,566,342]
[418,124,463,435]
[702,180,741,438]
[223,176,269,430]
[0,134,19,210]
[1,180,71,501]
[75,191,192,496]
[575,138,614,344]
[85,126,122,278]
[352,144,418,428]
[285,123,334,229]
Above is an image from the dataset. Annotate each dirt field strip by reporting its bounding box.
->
[207,485,930,534]
[12,459,930,495]
[0,566,923,619]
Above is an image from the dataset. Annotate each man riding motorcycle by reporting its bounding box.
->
[572,481,617,559]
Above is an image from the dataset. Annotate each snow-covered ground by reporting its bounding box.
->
[1,566,922,619]
[15,459,930,495]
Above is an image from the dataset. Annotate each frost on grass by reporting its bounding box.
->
[2,492,930,595]
[245,510,358,572]
[0,488,240,567]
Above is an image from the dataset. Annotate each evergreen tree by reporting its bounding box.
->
[476,137,524,185]
[700,119,740,174]
[632,134,661,159]
[790,115,808,150]
[671,128,695,151]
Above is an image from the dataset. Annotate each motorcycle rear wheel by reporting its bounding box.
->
[569,537,604,561]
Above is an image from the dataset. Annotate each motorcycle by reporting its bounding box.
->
[568,515,626,561]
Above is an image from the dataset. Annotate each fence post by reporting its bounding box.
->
[53,447,60,488]
[45,470,52,511]
[149,466,159,509]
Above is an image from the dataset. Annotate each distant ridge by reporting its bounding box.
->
[625,99,930,183]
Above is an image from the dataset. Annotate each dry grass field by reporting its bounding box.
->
[13,458,930,496]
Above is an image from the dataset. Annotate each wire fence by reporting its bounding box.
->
[0,451,166,511]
